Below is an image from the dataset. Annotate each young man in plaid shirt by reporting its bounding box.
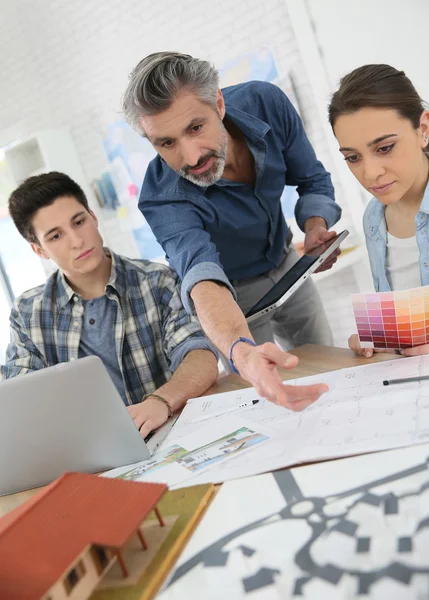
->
[0,172,218,438]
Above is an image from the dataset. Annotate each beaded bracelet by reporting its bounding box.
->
[229,337,256,375]
[142,393,173,418]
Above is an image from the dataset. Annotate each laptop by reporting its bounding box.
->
[0,356,177,495]
[246,229,349,323]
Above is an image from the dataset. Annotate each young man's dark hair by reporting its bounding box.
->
[8,171,90,244]
[1,171,218,439]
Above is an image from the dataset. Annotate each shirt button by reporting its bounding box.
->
[89,318,95,325]
[73,296,78,302]
[74,320,79,327]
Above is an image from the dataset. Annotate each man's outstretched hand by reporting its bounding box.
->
[233,342,328,411]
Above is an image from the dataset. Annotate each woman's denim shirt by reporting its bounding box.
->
[363,183,429,292]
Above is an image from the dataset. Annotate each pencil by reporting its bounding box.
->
[190,399,260,423]
[383,375,429,386]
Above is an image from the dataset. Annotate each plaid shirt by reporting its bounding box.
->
[0,249,216,405]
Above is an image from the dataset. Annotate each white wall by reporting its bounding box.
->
[1,0,313,179]
[307,0,429,101]
[288,0,429,345]
[0,0,371,347]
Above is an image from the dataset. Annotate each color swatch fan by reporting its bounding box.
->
[351,286,429,349]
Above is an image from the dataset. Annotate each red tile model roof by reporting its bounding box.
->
[0,472,167,600]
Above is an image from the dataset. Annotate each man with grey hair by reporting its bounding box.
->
[122,52,341,409]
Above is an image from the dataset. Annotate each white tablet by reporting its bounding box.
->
[245,229,349,323]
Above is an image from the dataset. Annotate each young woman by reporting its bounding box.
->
[329,64,429,358]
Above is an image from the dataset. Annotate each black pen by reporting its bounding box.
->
[383,375,429,386]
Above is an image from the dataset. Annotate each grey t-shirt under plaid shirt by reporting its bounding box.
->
[78,295,127,404]
[0,249,217,405]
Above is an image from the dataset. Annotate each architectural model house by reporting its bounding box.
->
[0,472,168,600]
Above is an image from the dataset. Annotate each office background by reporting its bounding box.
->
[0,0,427,358]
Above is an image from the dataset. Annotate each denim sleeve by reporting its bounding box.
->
[275,87,341,231]
[140,194,236,313]
[181,261,236,314]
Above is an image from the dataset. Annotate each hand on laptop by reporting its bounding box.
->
[233,342,328,411]
[127,397,169,439]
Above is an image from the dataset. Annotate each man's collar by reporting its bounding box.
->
[106,249,126,296]
[55,248,124,309]
[224,105,271,142]
[196,106,270,193]
[55,271,77,309]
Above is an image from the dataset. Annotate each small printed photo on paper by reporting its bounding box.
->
[176,427,269,473]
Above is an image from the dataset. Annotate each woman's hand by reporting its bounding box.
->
[401,344,429,357]
[348,334,374,358]
[348,334,398,358]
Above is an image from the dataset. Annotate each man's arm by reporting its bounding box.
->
[191,281,328,408]
[141,195,233,312]
[128,267,219,437]
[0,306,47,380]
[272,85,341,268]
[141,195,327,409]
[128,348,218,438]
[273,85,340,230]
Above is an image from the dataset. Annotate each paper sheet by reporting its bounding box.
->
[167,355,429,487]
[184,390,261,422]
[104,416,275,488]
[159,442,429,599]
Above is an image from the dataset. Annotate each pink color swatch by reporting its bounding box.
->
[351,287,429,349]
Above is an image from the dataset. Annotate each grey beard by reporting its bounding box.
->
[178,121,228,187]
[180,156,226,187]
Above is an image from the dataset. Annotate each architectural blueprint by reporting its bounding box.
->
[160,443,429,599]
[168,355,429,486]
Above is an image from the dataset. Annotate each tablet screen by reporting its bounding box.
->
[245,254,317,317]
[245,232,346,318]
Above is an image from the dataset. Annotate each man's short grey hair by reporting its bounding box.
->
[122,52,220,136]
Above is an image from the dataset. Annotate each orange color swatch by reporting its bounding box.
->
[352,287,429,349]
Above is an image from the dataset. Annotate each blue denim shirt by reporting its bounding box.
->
[363,181,429,291]
[139,81,341,312]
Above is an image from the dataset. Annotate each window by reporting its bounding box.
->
[91,545,110,575]
[63,559,86,595]
[0,154,46,359]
